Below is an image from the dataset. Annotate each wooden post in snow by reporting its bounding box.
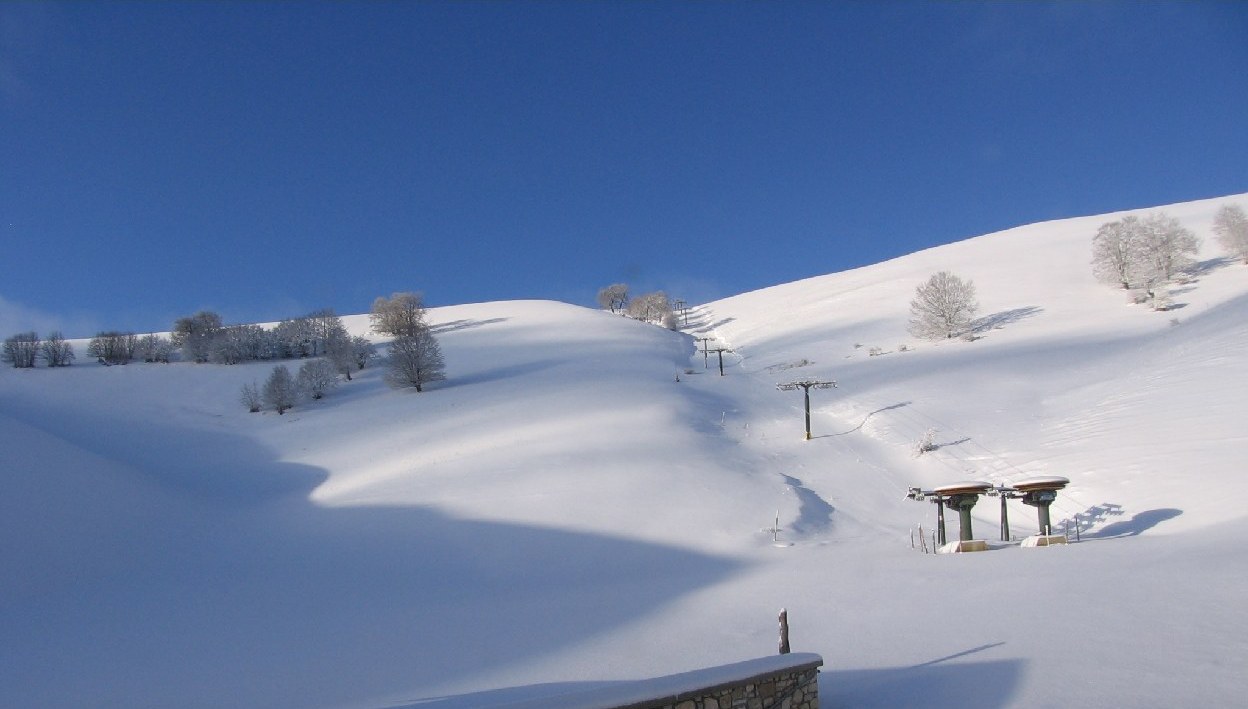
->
[778,608,791,655]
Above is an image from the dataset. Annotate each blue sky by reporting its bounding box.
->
[2,1,1245,337]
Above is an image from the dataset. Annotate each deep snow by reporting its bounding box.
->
[2,193,1247,708]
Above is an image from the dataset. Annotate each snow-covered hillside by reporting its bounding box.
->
[3,193,1246,708]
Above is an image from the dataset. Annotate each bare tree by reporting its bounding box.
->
[596,283,629,313]
[3,332,42,368]
[384,328,445,392]
[87,332,138,365]
[1213,204,1248,264]
[351,336,376,371]
[172,311,223,363]
[136,333,173,363]
[41,331,75,367]
[262,365,297,414]
[209,324,266,365]
[324,328,356,380]
[908,272,978,340]
[1092,216,1142,290]
[371,292,427,338]
[240,381,262,413]
[297,358,340,400]
[627,291,672,324]
[1134,212,1199,290]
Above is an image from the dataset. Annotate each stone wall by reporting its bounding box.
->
[489,653,823,709]
[630,661,821,709]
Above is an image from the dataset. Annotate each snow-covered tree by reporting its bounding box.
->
[1213,204,1248,264]
[209,324,267,364]
[597,283,629,313]
[239,381,262,413]
[1134,212,1199,290]
[3,331,42,368]
[627,291,672,324]
[371,292,427,338]
[350,336,376,371]
[324,328,356,380]
[262,364,297,414]
[1091,216,1142,290]
[384,327,445,392]
[87,331,138,365]
[907,271,978,341]
[304,309,344,357]
[172,311,223,363]
[272,317,315,359]
[297,358,340,400]
[41,331,74,367]
[136,333,173,363]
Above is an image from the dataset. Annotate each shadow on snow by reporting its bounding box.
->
[0,398,741,709]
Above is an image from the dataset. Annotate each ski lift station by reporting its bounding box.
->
[907,476,1071,553]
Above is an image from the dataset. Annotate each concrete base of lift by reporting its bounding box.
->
[1021,534,1068,547]
[938,539,989,554]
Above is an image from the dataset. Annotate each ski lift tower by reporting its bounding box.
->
[1013,476,1071,546]
[908,481,993,553]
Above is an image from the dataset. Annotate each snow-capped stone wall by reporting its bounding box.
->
[498,653,824,709]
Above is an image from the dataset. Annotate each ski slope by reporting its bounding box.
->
[2,193,1246,708]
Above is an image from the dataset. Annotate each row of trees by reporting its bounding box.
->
[239,292,448,414]
[241,359,342,414]
[1090,211,1201,307]
[171,309,373,369]
[371,292,446,392]
[2,331,75,368]
[596,283,679,328]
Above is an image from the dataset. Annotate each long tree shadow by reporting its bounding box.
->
[830,655,1023,708]
[431,317,509,334]
[972,306,1043,335]
[0,401,742,709]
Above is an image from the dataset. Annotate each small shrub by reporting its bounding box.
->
[914,428,938,456]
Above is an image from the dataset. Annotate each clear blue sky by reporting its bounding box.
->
[3,1,1245,337]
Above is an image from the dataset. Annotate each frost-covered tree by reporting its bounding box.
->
[209,324,266,365]
[172,311,223,363]
[87,331,138,365]
[324,327,356,380]
[262,364,297,414]
[908,271,978,341]
[41,331,74,367]
[304,309,344,357]
[3,331,42,368]
[597,283,629,313]
[324,327,371,380]
[371,292,427,338]
[136,333,173,363]
[350,336,376,371]
[297,358,339,400]
[272,317,315,359]
[1091,216,1143,290]
[239,381,262,413]
[627,291,672,324]
[1134,212,1199,290]
[384,328,445,392]
[1092,212,1200,308]
[1213,204,1248,264]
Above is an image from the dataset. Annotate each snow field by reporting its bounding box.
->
[2,193,1247,707]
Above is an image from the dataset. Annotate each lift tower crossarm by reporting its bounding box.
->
[777,379,837,440]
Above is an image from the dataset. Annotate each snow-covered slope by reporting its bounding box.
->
[2,193,1246,708]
